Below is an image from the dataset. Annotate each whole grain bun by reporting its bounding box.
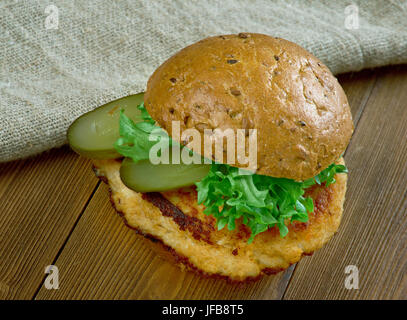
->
[145,33,353,180]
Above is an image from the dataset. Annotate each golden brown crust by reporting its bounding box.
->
[92,157,347,282]
[145,33,353,180]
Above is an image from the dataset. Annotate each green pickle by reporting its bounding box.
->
[120,155,210,192]
[68,92,210,191]
[67,93,144,159]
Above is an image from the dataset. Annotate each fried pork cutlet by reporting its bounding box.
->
[93,158,347,282]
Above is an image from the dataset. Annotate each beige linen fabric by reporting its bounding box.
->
[1,0,406,162]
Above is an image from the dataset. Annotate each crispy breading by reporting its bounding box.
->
[92,158,347,282]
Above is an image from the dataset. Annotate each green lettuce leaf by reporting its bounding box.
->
[196,162,347,243]
[114,103,171,163]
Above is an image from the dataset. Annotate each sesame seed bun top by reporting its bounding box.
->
[145,33,353,180]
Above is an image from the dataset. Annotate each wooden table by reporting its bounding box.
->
[1,65,406,300]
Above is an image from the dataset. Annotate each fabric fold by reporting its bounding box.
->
[1,0,406,162]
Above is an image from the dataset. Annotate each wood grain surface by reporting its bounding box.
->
[0,146,99,299]
[1,66,406,300]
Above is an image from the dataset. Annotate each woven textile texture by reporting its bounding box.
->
[1,0,406,162]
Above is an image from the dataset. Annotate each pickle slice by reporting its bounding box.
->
[67,93,144,159]
[120,156,210,192]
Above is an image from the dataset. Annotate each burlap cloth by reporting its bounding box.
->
[1,0,406,162]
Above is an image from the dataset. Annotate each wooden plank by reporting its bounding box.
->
[337,69,377,125]
[0,146,99,299]
[35,68,378,300]
[283,65,407,299]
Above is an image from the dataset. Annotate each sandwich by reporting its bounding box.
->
[68,33,353,282]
